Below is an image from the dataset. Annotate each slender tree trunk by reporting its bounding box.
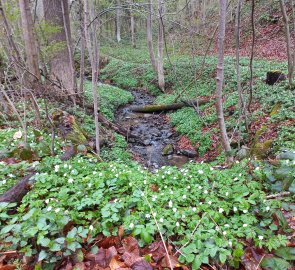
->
[79,0,86,96]
[43,0,76,102]
[216,0,233,163]
[116,0,121,42]
[19,0,41,82]
[130,0,136,48]
[248,0,255,112]
[147,0,157,72]
[235,0,243,149]
[83,0,100,155]
[157,0,165,92]
[280,0,294,87]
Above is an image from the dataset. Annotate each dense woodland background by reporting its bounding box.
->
[0,0,294,269]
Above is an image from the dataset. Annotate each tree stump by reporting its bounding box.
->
[266,71,286,85]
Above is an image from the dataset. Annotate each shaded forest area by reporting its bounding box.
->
[0,0,294,269]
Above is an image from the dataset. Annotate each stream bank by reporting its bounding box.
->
[115,90,195,169]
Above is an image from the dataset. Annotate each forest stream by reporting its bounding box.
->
[115,90,194,170]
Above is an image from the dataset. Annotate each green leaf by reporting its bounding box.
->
[219,252,227,264]
[275,247,295,261]
[0,224,15,234]
[186,254,195,263]
[38,250,48,261]
[140,231,152,244]
[269,224,278,231]
[192,255,202,270]
[261,257,291,270]
[39,237,51,247]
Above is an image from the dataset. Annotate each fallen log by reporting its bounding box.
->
[130,98,210,113]
[0,172,35,203]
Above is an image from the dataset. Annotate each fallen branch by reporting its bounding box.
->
[266,191,291,199]
[130,98,210,113]
[0,172,35,203]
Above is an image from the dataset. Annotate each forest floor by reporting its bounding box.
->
[0,43,294,269]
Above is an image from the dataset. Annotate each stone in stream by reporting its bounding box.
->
[162,144,174,156]
[180,149,197,158]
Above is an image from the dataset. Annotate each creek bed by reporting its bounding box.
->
[115,90,193,169]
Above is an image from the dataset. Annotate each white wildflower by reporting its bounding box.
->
[208,201,212,205]
[182,214,186,219]
[228,241,232,247]
[199,202,203,205]
[160,218,164,223]
[198,186,202,190]
[168,200,173,207]
[89,225,94,231]
[265,206,270,211]
[143,180,147,185]
[182,194,187,199]
[45,199,49,204]
[219,208,224,213]
[198,170,204,174]
[54,165,59,172]
[64,164,68,168]
[192,207,197,212]
[68,178,74,184]
[233,207,238,212]
[152,212,157,217]
[187,185,191,189]
[225,192,229,196]
[215,226,220,231]
[243,224,247,227]
[88,183,92,188]
[145,214,150,219]
[173,208,177,213]
[223,231,227,235]
[47,206,52,211]
[129,223,134,229]
[224,224,230,228]
[170,190,174,194]
[176,222,180,227]
[99,172,103,176]
[55,208,60,213]
[204,190,208,194]
[258,235,264,240]
[243,210,248,213]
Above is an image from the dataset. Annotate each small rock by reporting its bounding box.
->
[143,139,151,146]
[180,149,197,158]
[162,144,174,156]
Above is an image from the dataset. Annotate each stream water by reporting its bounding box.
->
[116,90,193,170]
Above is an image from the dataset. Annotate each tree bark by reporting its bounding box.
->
[280,0,294,87]
[235,0,243,149]
[19,0,41,82]
[116,0,121,42]
[83,0,100,155]
[216,0,233,163]
[130,0,136,48]
[0,173,35,203]
[43,0,76,102]
[157,0,165,92]
[79,0,86,96]
[130,98,209,113]
[147,0,157,72]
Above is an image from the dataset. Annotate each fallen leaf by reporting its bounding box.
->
[0,265,16,270]
[85,247,117,268]
[148,241,166,263]
[118,226,124,239]
[131,259,153,270]
[160,254,180,269]
[73,262,86,270]
[100,236,121,249]
[109,255,126,270]
[122,237,139,256]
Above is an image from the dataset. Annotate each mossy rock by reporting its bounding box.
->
[162,144,174,156]
[251,139,273,159]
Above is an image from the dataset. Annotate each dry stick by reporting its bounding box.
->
[143,195,173,270]
[174,213,207,256]
[0,85,27,144]
[266,192,290,199]
[44,98,55,156]
[248,0,255,112]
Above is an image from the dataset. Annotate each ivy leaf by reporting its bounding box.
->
[0,224,15,234]
[192,255,202,270]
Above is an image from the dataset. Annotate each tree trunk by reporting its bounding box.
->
[43,0,76,102]
[83,0,100,155]
[130,0,136,48]
[147,0,157,72]
[116,0,121,42]
[19,0,41,82]
[130,98,209,113]
[157,0,165,92]
[280,0,294,87]
[79,0,86,96]
[216,0,233,163]
[235,0,243,149]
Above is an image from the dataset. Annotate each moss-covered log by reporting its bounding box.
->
[130,98,209,113]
